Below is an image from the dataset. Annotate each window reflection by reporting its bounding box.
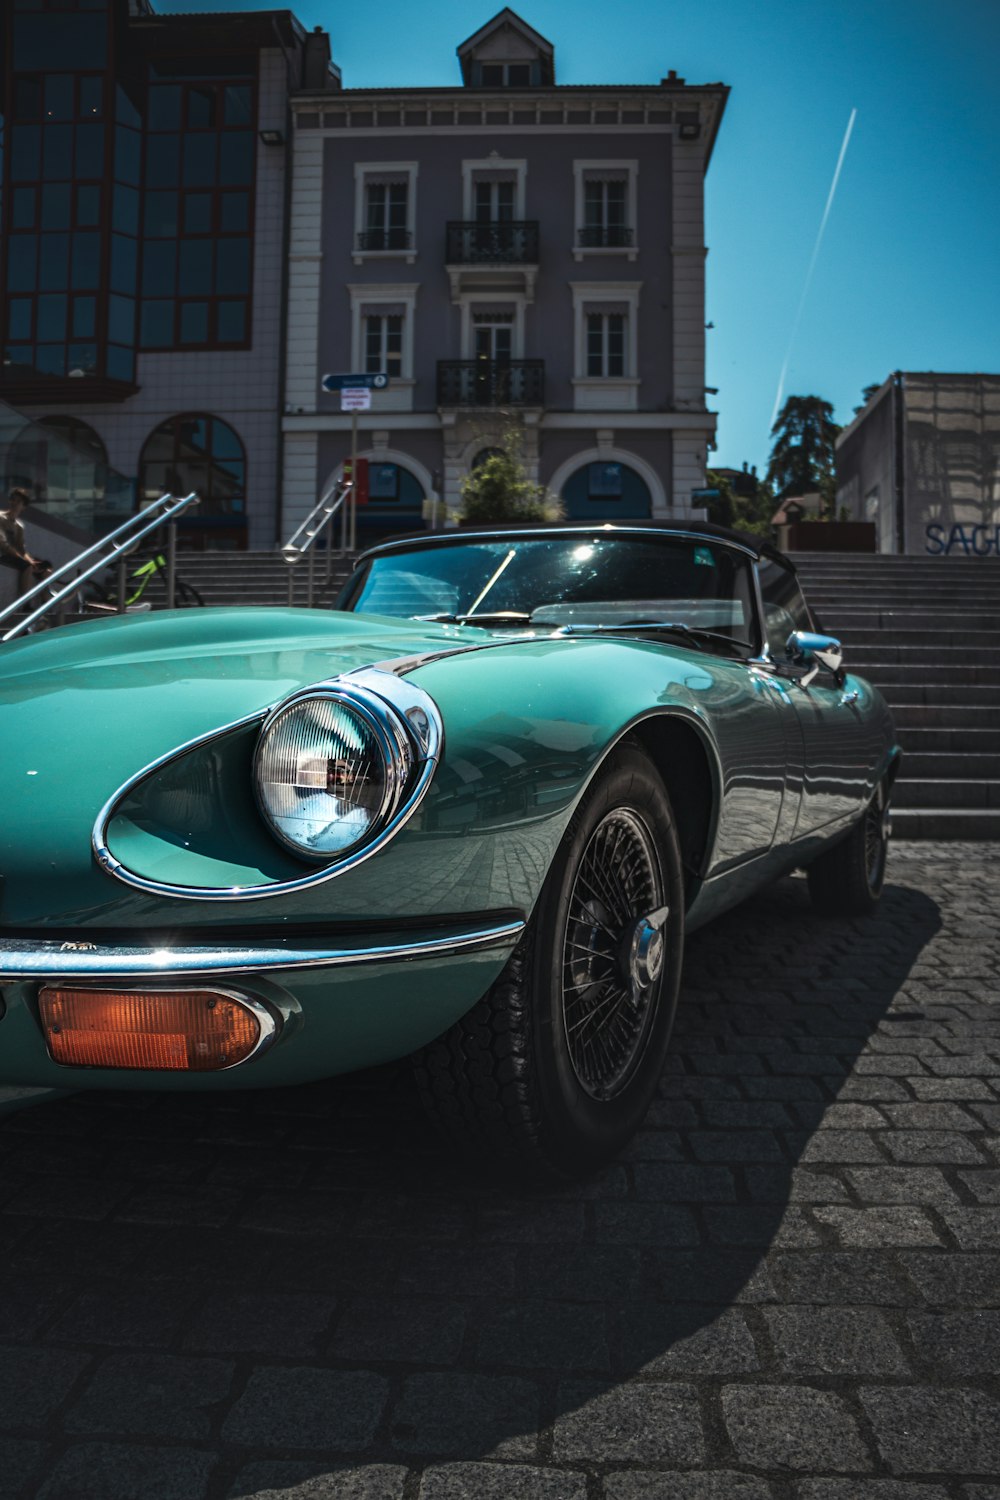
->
[139,415,247,519]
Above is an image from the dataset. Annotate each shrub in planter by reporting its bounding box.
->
[459,431,565,525]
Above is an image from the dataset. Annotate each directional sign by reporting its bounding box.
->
[341,388,372,412]
[322,372,390,393]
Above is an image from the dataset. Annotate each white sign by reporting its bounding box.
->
[341,388,372,412]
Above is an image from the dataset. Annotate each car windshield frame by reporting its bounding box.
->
[339,528,764,657]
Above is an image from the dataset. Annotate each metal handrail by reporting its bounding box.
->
[0,491,199,644]
[281,479,353,608]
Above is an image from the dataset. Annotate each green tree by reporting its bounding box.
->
[766,395,840,513]
[853,381,882,414]
[458,425,564,525]
[704,469,775,538]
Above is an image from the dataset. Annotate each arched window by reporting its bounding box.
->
[6,416,111,532]
[561,460,652,519]
[139,414,245,515]
[471,447,503,470]
[365,461,424,507]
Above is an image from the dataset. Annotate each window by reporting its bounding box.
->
[361,183,408,251]
[758,557,813,645]
[475,179,514,223]
[583,179,628,247]
[353,164,418,260]
[560,461,652,519]
[477,62,533,87]
[348,285,418,385]
[138,414,245,517]
[586,313,625,377]
[138,71,255,351]
[570,282,641,401]
[573,161,638,256]
[0,67,125,382]
[365,314,403,378]
[6,415,109,531]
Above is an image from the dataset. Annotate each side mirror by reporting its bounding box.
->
[786,630,844,687]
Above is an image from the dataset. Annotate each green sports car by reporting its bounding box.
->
[0,524,899,1175]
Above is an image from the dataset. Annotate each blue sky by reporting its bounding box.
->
[163,0,1000,475]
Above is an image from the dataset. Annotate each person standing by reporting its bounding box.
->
[0,488,51,598]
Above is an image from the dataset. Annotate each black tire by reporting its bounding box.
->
[806,777,891,917]
[413,742,685,1178]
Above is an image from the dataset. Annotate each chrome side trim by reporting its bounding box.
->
[0,918,525,981]
[354,524,762,566]
[91,669,443,902]
[37,983,281,1072]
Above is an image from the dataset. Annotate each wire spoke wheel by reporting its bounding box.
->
[561,807,666,1101]
[865,781,889,889]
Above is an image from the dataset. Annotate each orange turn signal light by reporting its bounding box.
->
[39,987,266,1072]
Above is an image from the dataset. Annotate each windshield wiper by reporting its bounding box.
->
[415,611,534,628]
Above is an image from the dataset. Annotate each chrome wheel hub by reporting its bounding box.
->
[625,906,669,999]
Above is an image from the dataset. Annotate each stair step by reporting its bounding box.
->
[893,726,1000,749]
[902,752,1000,779]
[892,704,1000,728]
[892,780,1000,810]
[891,808,1000,841]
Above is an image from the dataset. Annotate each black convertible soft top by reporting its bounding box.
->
[357,520,794,570]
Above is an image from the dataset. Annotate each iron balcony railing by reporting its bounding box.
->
[445,220,540,264]
[356,227,412,252]
[437,360,545,408]
[577,224,634,248]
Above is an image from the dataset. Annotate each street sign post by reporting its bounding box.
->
[321,372,390,392]
[320,374,390,550]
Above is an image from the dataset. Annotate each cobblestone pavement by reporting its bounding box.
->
[2,843,999,1500]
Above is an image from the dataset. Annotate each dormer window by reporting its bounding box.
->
[457,10,555,88]
[479,61,534,87]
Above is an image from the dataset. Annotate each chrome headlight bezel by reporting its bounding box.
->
[92,668,442,902]
[252,683,414,863]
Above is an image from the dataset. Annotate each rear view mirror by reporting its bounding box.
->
[786,630,844,687]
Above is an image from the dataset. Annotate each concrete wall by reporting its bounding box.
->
[837,373,1000,554]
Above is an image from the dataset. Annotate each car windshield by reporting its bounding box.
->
[342,534,759,652]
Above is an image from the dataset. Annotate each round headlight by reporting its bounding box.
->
[253,691,411,861]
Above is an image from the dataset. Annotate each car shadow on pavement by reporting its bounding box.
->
[0,871,942,1497]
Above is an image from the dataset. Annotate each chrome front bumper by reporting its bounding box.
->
[0,918,525,982]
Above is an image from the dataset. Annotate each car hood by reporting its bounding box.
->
[0,608,467,925]
[0,605,461,709]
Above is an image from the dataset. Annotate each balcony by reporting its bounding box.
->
[445,221,539,265]
[577,225,634,249]
[437,360,545,408]
[356,227,413,252]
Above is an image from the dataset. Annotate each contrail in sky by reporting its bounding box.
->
[770,108,858,430]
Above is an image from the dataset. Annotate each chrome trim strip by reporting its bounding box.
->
[354,524,762,566]
[0,919,525,981]
[37,983,281,1072]
[91,670,443,902]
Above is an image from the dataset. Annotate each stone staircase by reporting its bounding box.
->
[163,549,359,609]
[793,552,1000,841]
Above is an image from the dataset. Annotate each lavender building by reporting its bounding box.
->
[281,8,728,540]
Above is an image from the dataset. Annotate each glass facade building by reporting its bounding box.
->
[0,0,336,547]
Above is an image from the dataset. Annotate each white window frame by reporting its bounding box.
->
[572,160,639,261]
[461,158,527,220]
[353,162,418,265]
[570,281,641,411]
[458,294,526,360]
[347,283,419,411]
